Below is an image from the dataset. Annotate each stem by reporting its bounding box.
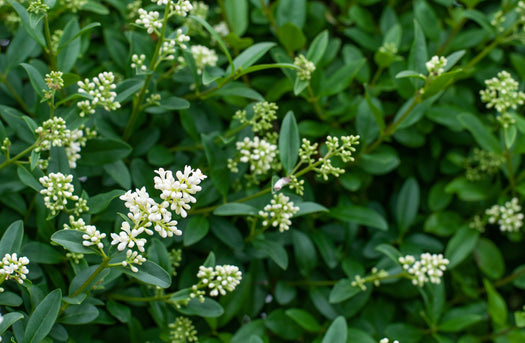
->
[0,71,33,116]
[122,4,171,141]
[110,293,172,302]
[436,17,467,56]
[504,134,516,192]
[463,38,501,71]
[307,84,325,120]
[190,187,272,215]
[369,66,384,88]
[363,95,420,154]
[260,0,280,35]
[43,14,57,71]
[0,142,38,170]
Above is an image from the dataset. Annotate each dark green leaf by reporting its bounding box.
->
[224,0,248,36]
[306,30,329,65]
[80,138,132,165]
[86,189,125,215]
[285,308,321,332]
[0,220,24,256]
[445,226,479,268]
[183,216,210,246]
[278,23,306,53]
[321,316,347,343]
[51,230,97,254]
[395,177,420,234]
[213,203,259,216]
[69,264,111,296]
[107,300,132,323]
[23,289,62,343]
[329,279,361,303]
[228,42,276,74]
[279,111,300,174]
[475,238,505,279]
[0,312,24,336]
[177,297,224,318]
[121,260,171,288]
[21,242,63,264]
[484,279,507,327]
[20,63,46,98]
[458,112,500,153]
[330,206,388,231]
[60,304,99,325]
[253,238,288,269]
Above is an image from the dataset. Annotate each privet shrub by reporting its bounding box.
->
[1,0,525,342]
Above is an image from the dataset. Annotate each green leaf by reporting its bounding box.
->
[57,19,81,73]
[330,205,388,231]
[285,308,321,332]
[385,323,424,343]
[359,146,400,175]
[253,238,288,269]
[0,220,24,256]
[69,264,111,295]
[276,0,306,29]
[86,189,125,214]
[458,112,500,153]
[438,314,483,332]
[23,289,62,343]
[213,203,259,216]
[224,0,248,36]
[320,59,365,97]
[475,238,505,280]
[375,244,403,263]
[57,22,101,50]
[80,138,132,165]
[210,217,244,250]
[444,177,490,202]
[504,125,517,149]
[212,82,265,101]
[148,238,171,276]
[484,279,508,327]
[279,111,300,174]
[178,297,224,318]
[329,279,361,303]
[428,181,453,211]
[295,202,328,217]
[103,161,131,190]
[321,316,347,343]
[121,260,171,288]
[107,300,132,323]
[306,30,329,65]
[5,27,39,72]
[408,20,428,75]
[424,70,463,99]
[311,231,338,269]
[183,216,210,246]
[20,63,46,99]
[395,70,426,80]
[60,304,99,325]
[51,230,97,254]
[0,312,24,336]
[444,50,466,72]
[115,78,146,103]
[21,242,63,264]
[7,0,46,47]
[395,177,420,234]
[278,23,306,53]
[17,165,43,192]
[48,146,71,174]
[445,226,479,268]
[0,292,23,306]
[227,42,276,74]
[292,230,318,276]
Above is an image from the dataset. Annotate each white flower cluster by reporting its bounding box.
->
[425,55,447,77]
[189,45,218,74]
[169,317,198,343]
[480,71,525,114]
[122,250,147,273]
[34,117,69,152]
[174,28,190,48]
[195,265,242,296]
[39,173,87,215]
[259,193,300,232]
[399,253,449,287]
[486,197,524,232]
[154,166,207,218]
[131,54,147,72]
[111,167,206,273]
[64,216,106,250]
[0,253,29,285]
[160,39,176,61]
[380,339,400,343]
[294,54,315,81]
[213,22,229,37]
[172,0,192,16]
[351,267,389,291]
[77,71,120,117]
[230,136,278,176]
[136,8,163,34]
[34,118,91,168]
[62,0,87,12]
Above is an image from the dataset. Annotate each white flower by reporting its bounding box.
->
[154,166,207,218]
[258,193,300,232]
[172,0,192,16]
[82,225,107,249]
[235,136,278,176]
[136,8,163,34]
[39,173,81,215]
[196,265,242,296]
[399,253,449,287]
[0,253,30,284]
[486,197,524,232]
[425,55,447,77]
[34,117,69,152]
[110,221,147,252]
[122,249,146,273]
[293,54,315,81]
[480,71,525,113]
[77,72,120,117]
[189,45,218,74]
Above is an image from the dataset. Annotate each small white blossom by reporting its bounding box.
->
[399,253,449,287]
[259,193,300,232]
[187,45,218,74]
[172,0,192,16]
[131,54,147,72]
[425,55,447,77]
[136,8,163,34]
[77,72,120,117]
[34,117,69,152]
[121,249,146,273]
[486,197,524,232]
[154,166,207,218]
[234,136,278,176]
[0,253,30,285]
[196,265,242,296]
[480,71,525,113]
[380,339,400,343]
[64,216,106,249]
[294,54,315,81]
[110,221,147,252]
[39,173,84,215]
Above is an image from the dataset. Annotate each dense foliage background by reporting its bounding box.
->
[1,0,525,342]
